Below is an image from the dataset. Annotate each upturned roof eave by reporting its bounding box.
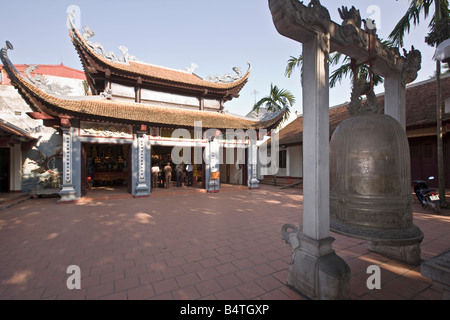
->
[1,44,284,131]
[69,25,250,98]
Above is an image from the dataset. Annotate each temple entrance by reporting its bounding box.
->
[151,145,204,189]
[0,148,10,192]
[82,143,131,196]
[219,147,248,186]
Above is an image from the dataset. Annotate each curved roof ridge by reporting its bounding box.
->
[67,15,251,93]
[1,43,283,131]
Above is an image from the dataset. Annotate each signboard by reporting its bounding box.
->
[79,121,133,139]
[210,172,220,180]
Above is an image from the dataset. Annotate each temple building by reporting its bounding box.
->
[0,15,284,202]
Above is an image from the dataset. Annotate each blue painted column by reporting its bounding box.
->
[58,126,78,202]
[133,130,150,197]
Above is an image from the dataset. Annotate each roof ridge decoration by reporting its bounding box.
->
[67,11,250,86]
[182,63,198,74]
[206,65,248,84]
[80,25,139,64]
[67,11,139,65]
[1,41,284,130]
[24,65,73,96]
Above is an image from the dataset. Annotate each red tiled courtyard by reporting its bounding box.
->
[0,185,448,300]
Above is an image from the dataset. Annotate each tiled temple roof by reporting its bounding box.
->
[1,45,284,130]
[0,119,35,140]
[68,21,250,99]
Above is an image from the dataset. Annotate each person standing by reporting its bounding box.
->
[151,165,160,189]
[186,163,193,186]
[164,162,172,188]
[175,163,183,187]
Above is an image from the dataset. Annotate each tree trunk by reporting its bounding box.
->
[436,59,446,207]
[435,1,446,208]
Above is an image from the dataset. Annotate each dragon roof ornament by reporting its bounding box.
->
[1,41,284,130]
[67,12,250,84]
[24,65,73,96]
[67,12,138,64]
[269,0,422,80]
[206,63,251,84]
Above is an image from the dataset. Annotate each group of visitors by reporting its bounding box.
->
[151,162,194,189]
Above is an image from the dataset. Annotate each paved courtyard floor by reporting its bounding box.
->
[0,185,449,300]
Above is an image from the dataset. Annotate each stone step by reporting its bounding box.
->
[0,193,31,210]
[260,177,303,188]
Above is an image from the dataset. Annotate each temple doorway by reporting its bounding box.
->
[151,145,204,189]
[82,143,131,196]
[0,148,10,192]
[219,147,248,186]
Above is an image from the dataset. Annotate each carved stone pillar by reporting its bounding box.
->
[58,127,77,202]
[282,33,350,300]
[205,137,220,193]
[269,0,422,300]
[247,141,259,189]
[134,130,150,197]
[384,74,406,130]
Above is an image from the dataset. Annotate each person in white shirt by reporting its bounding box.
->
[151,165,160,188]
[186,163,193,186]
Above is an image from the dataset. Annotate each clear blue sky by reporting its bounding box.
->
[1,0,439,116]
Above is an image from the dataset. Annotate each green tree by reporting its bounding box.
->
[389,0,450,207]
[389,0,449,48]
[252,83,295,125]
[285,55,302,79]
[285,51,384,89]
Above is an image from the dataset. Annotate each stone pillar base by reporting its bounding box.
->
[282,227,350,300]
[368,239,422,266]
[420,250,450,300]
[207,180,220,193]
[331,219,424,266]
[248,178,260,190]
[135,183,150,197]
[58,185,78,203]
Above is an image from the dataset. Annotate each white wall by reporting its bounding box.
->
[0,74,85,191]
[288,145,302,178]
[10,144,22,191]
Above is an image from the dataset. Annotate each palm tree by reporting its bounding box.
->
[285,51,384,89]
[389,1,449,48]
[390,0,450,207]
[285,55,302,79]
[252,83,295,125]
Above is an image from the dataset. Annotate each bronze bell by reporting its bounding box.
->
[329,113,423,265]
